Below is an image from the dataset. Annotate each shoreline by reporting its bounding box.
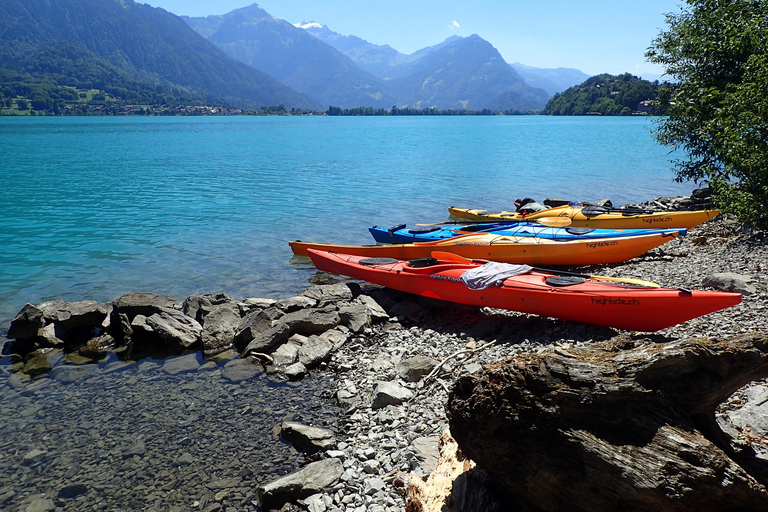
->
[1,207,766,510]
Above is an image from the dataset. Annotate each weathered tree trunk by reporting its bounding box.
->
[446,333,768,512]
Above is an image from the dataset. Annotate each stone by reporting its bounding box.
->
[112,292,180,317]
[221,359,261,383]
[36,299,107,334]
[24,496,54,512]
[299,283,358,305]
[396,356,439,382]
[702,272,756,295]
[280,307,341,336]
[235,308,283,349]
[357,294,389,323]
[146,307,202,351]
[163,353,202,375]
[57,484,88,500]
[272,342,300,366]
[258,458,344,509]
[21,350,55,377]
[240,322,292,356]
[182,293,234,322]
[275,295,317,312]
[297,336,334,368]
[284,362,307,381]
[7,303,45,340]
[22,449,47,465]
[338,303,371,334]
[122,440,146,458]
[281,421,337,453]
[200,303,240,355]
[371,381,413,409]
[410,436,440,477]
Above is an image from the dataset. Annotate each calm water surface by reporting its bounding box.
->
[0,115,690,328]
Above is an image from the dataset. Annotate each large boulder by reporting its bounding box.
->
[446,333,768,512]
[145,308,202,352]
[258,458,343,509]
[200,303,240,355]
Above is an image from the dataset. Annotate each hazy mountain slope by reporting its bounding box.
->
[184,5,396,108]
[0,0,317,109]
[388,35,549,110]
[511,63,592,96]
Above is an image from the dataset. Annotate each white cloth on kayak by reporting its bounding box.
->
[461,262,532,290]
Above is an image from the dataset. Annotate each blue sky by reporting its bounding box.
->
[143,0,683,79]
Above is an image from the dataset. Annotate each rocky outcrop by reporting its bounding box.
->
[446,333,768,512]
[3,283,392,379]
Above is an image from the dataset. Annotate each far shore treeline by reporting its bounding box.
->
[0,73,669,117]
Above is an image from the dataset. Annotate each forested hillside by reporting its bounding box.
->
[544,73,668,115]
[0,0,317,114]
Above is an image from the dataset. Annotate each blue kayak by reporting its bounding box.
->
[369,222,687,244]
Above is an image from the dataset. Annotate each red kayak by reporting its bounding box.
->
[307,249,741,332]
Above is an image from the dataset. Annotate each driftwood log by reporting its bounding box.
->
[446,333,768,512]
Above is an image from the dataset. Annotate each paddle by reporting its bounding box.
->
[430,251,661,288]
[416,217,572,228]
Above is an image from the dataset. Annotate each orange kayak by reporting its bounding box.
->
[448,205,720,229]
[306,250,741,332]
[290,230,682,266]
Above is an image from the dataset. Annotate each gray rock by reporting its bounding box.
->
[146,307,202,351]
[221,359,261,383]
[298,336,334,368]
[281,307,341,336]
[36,299,107,332]
[24,496,55,512]
[410,436,440,477]
[299,283,358,305]
[7,303,45,340]
[22,449,47,465]
[396,356,439,382]
[362,477,386,496]
[235,308,283,348]
[201,304,240,355]
[240,322,292,356]
[37,323,64,347]
[371,381,414,409]
[162,353,201,375]
[284,362,308,381]
[275,295,317,313]
[702,272,756,295]
[272,342,300,366]
[57,484,88,500]
[281,421,337,453]
[182,293,234,322]
[112,292,180,317]
[357,295,389,323]
[122,440,146,458]
[258,458,344,509]
[338,303,370,334]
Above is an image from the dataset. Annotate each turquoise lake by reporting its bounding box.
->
[0,115,693,330]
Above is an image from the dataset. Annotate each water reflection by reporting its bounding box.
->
[0,348,339,511]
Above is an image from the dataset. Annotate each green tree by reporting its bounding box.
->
[647,0,768,227]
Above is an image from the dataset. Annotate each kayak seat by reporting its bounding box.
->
[407,227,440,234]
[565,227,595,235]
[388,224,406,233]
[545,276,585,286]
[407,257,439,268]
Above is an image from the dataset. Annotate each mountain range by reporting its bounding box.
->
[0,0,593,112]
[183,4,560,110]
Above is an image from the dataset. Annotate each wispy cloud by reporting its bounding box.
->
[449,20,460,30]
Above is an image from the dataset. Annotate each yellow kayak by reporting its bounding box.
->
[448,205,720,229]
[290,230,682,266]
